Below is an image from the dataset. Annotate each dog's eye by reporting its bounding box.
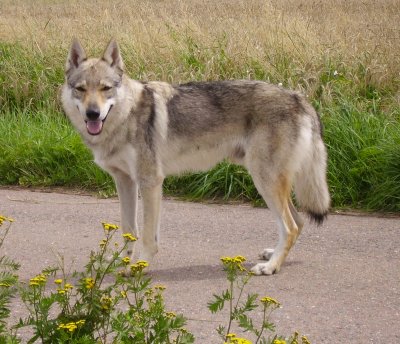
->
[101,85,112,91]
[75,86,86,92]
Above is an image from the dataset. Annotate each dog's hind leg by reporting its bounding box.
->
[288,199,304,239]
[113,171,139,258]
[259,198,304,262]
[139,181,163,262]
[249,171,300,275]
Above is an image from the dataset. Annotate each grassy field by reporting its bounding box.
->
[0,0,399,211]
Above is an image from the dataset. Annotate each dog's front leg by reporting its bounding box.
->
[113,171,139,258]
[139,181,163,262]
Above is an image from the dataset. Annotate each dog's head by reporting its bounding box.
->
[64,39,124,136]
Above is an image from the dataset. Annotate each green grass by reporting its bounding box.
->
[323,97,400,211]
[0,109,114,193]
[0,35,399,211]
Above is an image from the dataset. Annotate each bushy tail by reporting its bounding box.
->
[294,133,330,225]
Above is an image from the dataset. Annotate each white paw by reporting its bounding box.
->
[260,248,274,261]
[251,262,280,276]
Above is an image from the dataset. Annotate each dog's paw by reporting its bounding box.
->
[259,248,274,261]
[251,262,280,276]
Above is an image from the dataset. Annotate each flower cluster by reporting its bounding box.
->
[100,295,113,311]
[154,284,166,291]
[122,233,137,242]
[289,332,312,344]
[220,255,247,271]
[99,238,108,248]
[29,273,47,287]
[122,256,131,264]
[54,279,74,295]
[0,215,14,226]
[165,311,176,318]
[260,296,280,307]
[224,333,252,344]
[130,260,148,274]
[102,222,119,231]
[83,277,95,289]
[273,340,286,344]
[58,319,85,333]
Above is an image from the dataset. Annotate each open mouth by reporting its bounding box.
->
[85,105,113,136]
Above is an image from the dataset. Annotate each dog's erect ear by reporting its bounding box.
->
[102,39,124,71]
[66,39,86,73]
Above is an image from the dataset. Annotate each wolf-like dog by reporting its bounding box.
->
[61,39,330,275]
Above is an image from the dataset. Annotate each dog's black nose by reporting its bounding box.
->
[86,109,100,120]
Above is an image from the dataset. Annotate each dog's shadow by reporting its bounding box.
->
[149,264,226,282]
[38,261,302,286]
[148,260,301,282]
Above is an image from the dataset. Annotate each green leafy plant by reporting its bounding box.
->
[0,215,20,343]
[209,255,311,344]
[16,222,194,344]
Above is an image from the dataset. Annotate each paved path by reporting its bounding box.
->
[1,188,399,343]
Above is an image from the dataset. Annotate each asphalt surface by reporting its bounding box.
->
[1,188,399,343]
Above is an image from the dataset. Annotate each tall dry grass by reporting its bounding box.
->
[1,0,399,87]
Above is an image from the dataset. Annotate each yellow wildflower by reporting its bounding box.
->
[58,322,77,332]
[234,255,246,263]
[301,336,311,344]
[220,255,247,272]
[154,284,166,291]
[225,333,253,344]
[120,290,127,298]
[29,274,47,287]
[64,283,73,290]
[58,289,66,295]
[221,255,246,263]
[122,233,137,242]
[130,260,149,274]
[54,279,63,285]
[272,340,287,344]
[260,296,280,306]
[83,277,95,289]
[165,311,176,318]
[58,320,85,333]
[220,256,233,263]
[122,256,131,264]
[101,296,113,310]
[102,222,119,231]
[0,215,14,225]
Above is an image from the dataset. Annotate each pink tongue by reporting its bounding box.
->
[86,120,103,135]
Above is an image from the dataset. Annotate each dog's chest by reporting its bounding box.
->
[92,145,138,178]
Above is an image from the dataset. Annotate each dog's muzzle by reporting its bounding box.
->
[84,105,113,136]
